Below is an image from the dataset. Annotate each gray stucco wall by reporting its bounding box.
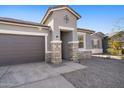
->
[53,9,78,41]
[44,9,78,42]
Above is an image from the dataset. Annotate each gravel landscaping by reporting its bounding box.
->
[62,57,124,88]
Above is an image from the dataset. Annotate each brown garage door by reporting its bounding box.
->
[0,34,45,65]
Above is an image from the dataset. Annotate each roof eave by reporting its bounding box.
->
[77,28,95,34]
[0,20,50,29]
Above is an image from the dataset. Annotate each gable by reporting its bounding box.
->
[41,6,81,24]
[52,9,77,28]
[91,33,103,40]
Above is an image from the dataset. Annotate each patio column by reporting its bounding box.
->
[51,40,62,64]
[68,41,79,62]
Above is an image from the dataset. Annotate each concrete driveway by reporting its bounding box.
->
[0,61,86,88]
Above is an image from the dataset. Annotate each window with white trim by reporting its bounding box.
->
[92,39,100,48]
[78,33,84,48]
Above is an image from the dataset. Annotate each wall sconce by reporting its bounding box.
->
[56,35,58,38]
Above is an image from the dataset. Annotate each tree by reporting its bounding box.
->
[107,18,124,55]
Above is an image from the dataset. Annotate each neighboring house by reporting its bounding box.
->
[110,31,124,42]
[0,5,104,65]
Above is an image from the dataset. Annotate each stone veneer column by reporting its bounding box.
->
[51,41,62,64]
[68,41,79,62]
[45,51,51,63]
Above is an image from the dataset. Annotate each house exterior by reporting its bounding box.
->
[109,31,124,42]
[0,5,104,65]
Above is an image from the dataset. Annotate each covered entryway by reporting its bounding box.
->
[0,34,45,65]
[60,30,72,60]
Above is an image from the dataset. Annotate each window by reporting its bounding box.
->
[92,39,100,48]
[64,15,69,24]
[78,34,84,48]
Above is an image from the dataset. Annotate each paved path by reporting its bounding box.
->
[63,57,124,88]
[0,61,86,88]
[16,75,74,88]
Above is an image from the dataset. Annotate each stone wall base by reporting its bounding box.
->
[68,42,79,62]
[78,50,92,60]
[51,41,62,64]
[45,52,51,63]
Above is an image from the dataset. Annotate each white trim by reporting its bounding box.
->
[51,40,62,43]
[66,7,80,18]
[51,7,80,18]
[78,48,86,51]
[68,41,79,43]
[0,21,49,29]
[46,51,52,53]
[59,26,74,31]
[91,49,103,54]
[41,11,51,24]
[77,32,86,35]
[45,36,48,53]
[0,29,48,36]
[78,48,91,52]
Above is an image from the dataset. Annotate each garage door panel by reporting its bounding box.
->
[0,47,44,52]
[0,52,44,57]
[0,43,44,49]
[0,47,44,54]
[0,46,44,51]
[0,36,44,44]
[0,55,45,60]
[0,52,45,57]
[0,34,45,65]
[0,57,43,65]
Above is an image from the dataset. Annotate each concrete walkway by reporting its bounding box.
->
[0,61,86,88]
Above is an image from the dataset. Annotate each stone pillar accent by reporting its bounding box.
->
[68,41,79,62]
[45,51,51,63]
[51,41,62,64]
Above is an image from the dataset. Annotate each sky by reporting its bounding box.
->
[0,5,124,34]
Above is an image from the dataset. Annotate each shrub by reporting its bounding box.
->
[107,48,122,55]
[107,40,123,55]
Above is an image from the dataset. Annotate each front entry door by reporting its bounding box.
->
[60,31,72,60]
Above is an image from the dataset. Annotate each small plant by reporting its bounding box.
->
[74,52,80,63]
